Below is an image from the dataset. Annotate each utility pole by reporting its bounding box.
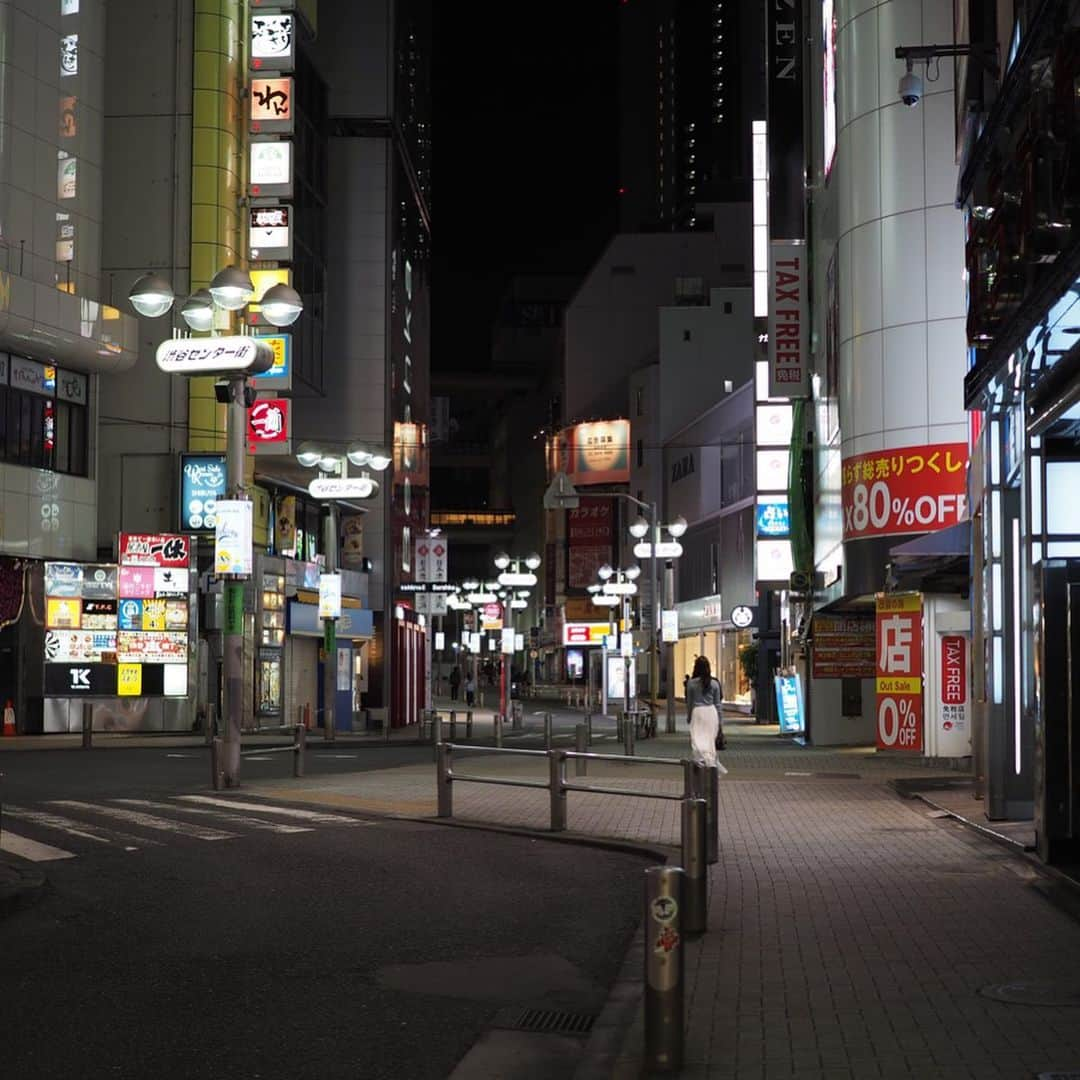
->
[664,557,676,733]
[322,501,339,742]
[222,374,249,787]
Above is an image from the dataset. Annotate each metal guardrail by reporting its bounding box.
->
[210,724,306,790]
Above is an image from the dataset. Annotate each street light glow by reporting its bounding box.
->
[128,272,175,318]
[667,516,688,538]
[628,515,650,539]
[179,289,214,331]
[260,283,304,327]
[208,265,255,311]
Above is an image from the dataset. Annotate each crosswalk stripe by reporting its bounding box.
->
[2,804,163,848]
[50,800,236,841]
[176,795,367,825]
[113,799,311,835]
[1,831,76,862]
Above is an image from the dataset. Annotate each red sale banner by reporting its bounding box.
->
[842,443,967,541]
[875,592,923,752]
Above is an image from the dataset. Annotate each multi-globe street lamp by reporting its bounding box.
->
[492,552,541,717]
[594,563,640,716]
[128,265,302,787]
[294,442,390,741]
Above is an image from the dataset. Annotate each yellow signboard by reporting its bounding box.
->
[118,663,142,697]
[142,599,167,631]
[47,597,81,629]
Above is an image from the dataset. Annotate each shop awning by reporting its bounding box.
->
[886,520,971,595]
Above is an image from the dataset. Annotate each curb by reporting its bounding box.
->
[0,859,47,918]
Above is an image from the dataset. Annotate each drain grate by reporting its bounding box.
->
[502,1008,597,1035]
[980,982,1080,1006]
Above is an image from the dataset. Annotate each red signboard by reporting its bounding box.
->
[875,592,923,752]
[247,398,289,445]
[841,442,967,541]
[567,496,612,589]
[118,533,190,568]
[812,614,875,679]
[939,634,968,734]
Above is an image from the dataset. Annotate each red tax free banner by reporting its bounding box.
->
[842,442,967,541]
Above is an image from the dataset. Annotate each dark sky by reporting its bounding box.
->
[431,5,619,371]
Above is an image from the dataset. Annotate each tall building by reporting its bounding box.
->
[3,0,430,735]
[0,0,139,731]
[618,0,765,231]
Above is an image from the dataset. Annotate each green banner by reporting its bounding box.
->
[225,583,244,636]
[323,618,336,654]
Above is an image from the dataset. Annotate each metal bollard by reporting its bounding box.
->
[418,709,427,741]
[293,723,306,777]
[432,713,443,761]
[512,702,523,731]
[81,702,93,749]
[210,737,224,791]
[494,712,503,748]
[575,724,587,776]
[584,713,592,746]
[449,710,457,740]
[704,764,719,865]
[205,703,218,745]
[437,741,453,818]
[644,866,685,1073]
[544,711,553,749]
[681,798,708,934]
[623,712,636,757]
[465,710,473,739]
[549,750,567,831]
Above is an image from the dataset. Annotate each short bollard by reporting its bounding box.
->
[512,702,523,731]
[549,750,567,831]
[681,797,708,934]
[205,703,218,745]
[544,711,553,749]
[437,742,452,818]
[418,710,427,742]
[432,713,443,761]
[644,865,685,1073]
[704,764,719,865]
[584,713,593,745]
[210,737,224,791]
[494,712,503,748]
[575,724,587,776]
[449,710,457,740]
[615,711,624,740]
[81,702,93,749]
[623,713,636,757]
[293,723,305,777]
[465,710,473,739]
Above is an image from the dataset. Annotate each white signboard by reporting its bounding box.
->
[435,631,445,650]
[501,628,516,655]
[308,476,378,500]
[156,336,274,376]
[318,573,342,619]
[661,609,679,644]
[767,240,809,397]
[250,13,295,68]
[214,500,253,576]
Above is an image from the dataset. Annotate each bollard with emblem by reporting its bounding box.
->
[293,723,306,777]
[704,764,719,864]
[81,702,93,749]
[494,712,503,748]
[575,724,587,776]
[432,713,443,762]
[210,737,224,791]
[544,711,553,749]
[644,865,685,1072]
[437,742,452,818]
[549,750,567,831]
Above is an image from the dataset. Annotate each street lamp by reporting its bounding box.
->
[594,565,639,717]
[492,553,539,713]
[127,265,304,787]
[296,442,389,741]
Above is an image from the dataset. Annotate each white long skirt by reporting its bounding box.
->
[689,704,719,768]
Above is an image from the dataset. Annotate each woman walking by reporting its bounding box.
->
[685,655,724,767]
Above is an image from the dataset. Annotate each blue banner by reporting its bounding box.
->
[774,674,805,734]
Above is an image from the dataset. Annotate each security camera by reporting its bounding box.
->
[898,66,922,107]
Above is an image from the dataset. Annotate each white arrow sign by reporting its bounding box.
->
[308,476,378,499]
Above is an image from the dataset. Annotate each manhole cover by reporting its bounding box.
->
[495,1008,596,1035]
[980,982,1080,1006]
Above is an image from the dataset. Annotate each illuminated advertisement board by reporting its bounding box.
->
[249,139,293,197]
[566,420,631,486]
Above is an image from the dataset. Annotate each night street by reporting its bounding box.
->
[0,746,651,1080]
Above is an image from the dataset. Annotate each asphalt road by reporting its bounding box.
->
[0,749,654,1080]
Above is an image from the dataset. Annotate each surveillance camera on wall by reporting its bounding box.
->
[898,66,923,107]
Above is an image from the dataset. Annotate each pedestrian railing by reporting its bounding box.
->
[210,724,306,790]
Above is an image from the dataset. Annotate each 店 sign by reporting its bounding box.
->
[875,592,923,752]
[842,443,968,540]
[156,336,275,376]
[767,241,808,396]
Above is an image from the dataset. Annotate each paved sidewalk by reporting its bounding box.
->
[238,719,1080,1078]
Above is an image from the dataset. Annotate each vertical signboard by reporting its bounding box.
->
[767,241,808,396]
[939,634,969,736]
[767,0,805,239]
[567,496,613,589]
[875,593,923,751]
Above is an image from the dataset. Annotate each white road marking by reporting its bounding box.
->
[326,754,357,759]
[50,800,236,841]
[243,756,273,761]
[2,804,164,848]
[784,771,812,777]
[0,831,76,862]
[113,799,311,835]
[166,754,194,759]
[176,795,369,825]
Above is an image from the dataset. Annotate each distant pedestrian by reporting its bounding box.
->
[464,673,476,707]
[449,666,461,701]
[685,655,723,768]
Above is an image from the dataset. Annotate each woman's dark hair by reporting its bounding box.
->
[691,655,712,682]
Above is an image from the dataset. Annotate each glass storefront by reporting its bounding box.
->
[672,626,753,704]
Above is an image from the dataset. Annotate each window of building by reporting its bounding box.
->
[0,356,88,475]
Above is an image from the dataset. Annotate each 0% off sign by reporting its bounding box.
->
[874,592,924,752]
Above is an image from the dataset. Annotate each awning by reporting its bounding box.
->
[886,520,971,595]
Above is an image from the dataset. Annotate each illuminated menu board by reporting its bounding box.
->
[42,537,191,699]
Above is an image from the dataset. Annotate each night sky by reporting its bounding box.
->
[431,4,620,371]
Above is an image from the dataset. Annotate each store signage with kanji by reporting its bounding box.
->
[875,592,923,751]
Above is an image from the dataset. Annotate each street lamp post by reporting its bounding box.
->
[128,267,302,787]
[493,552,540,721]
[296,442,389,741]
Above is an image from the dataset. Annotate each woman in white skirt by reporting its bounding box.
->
[685,655,723,768]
